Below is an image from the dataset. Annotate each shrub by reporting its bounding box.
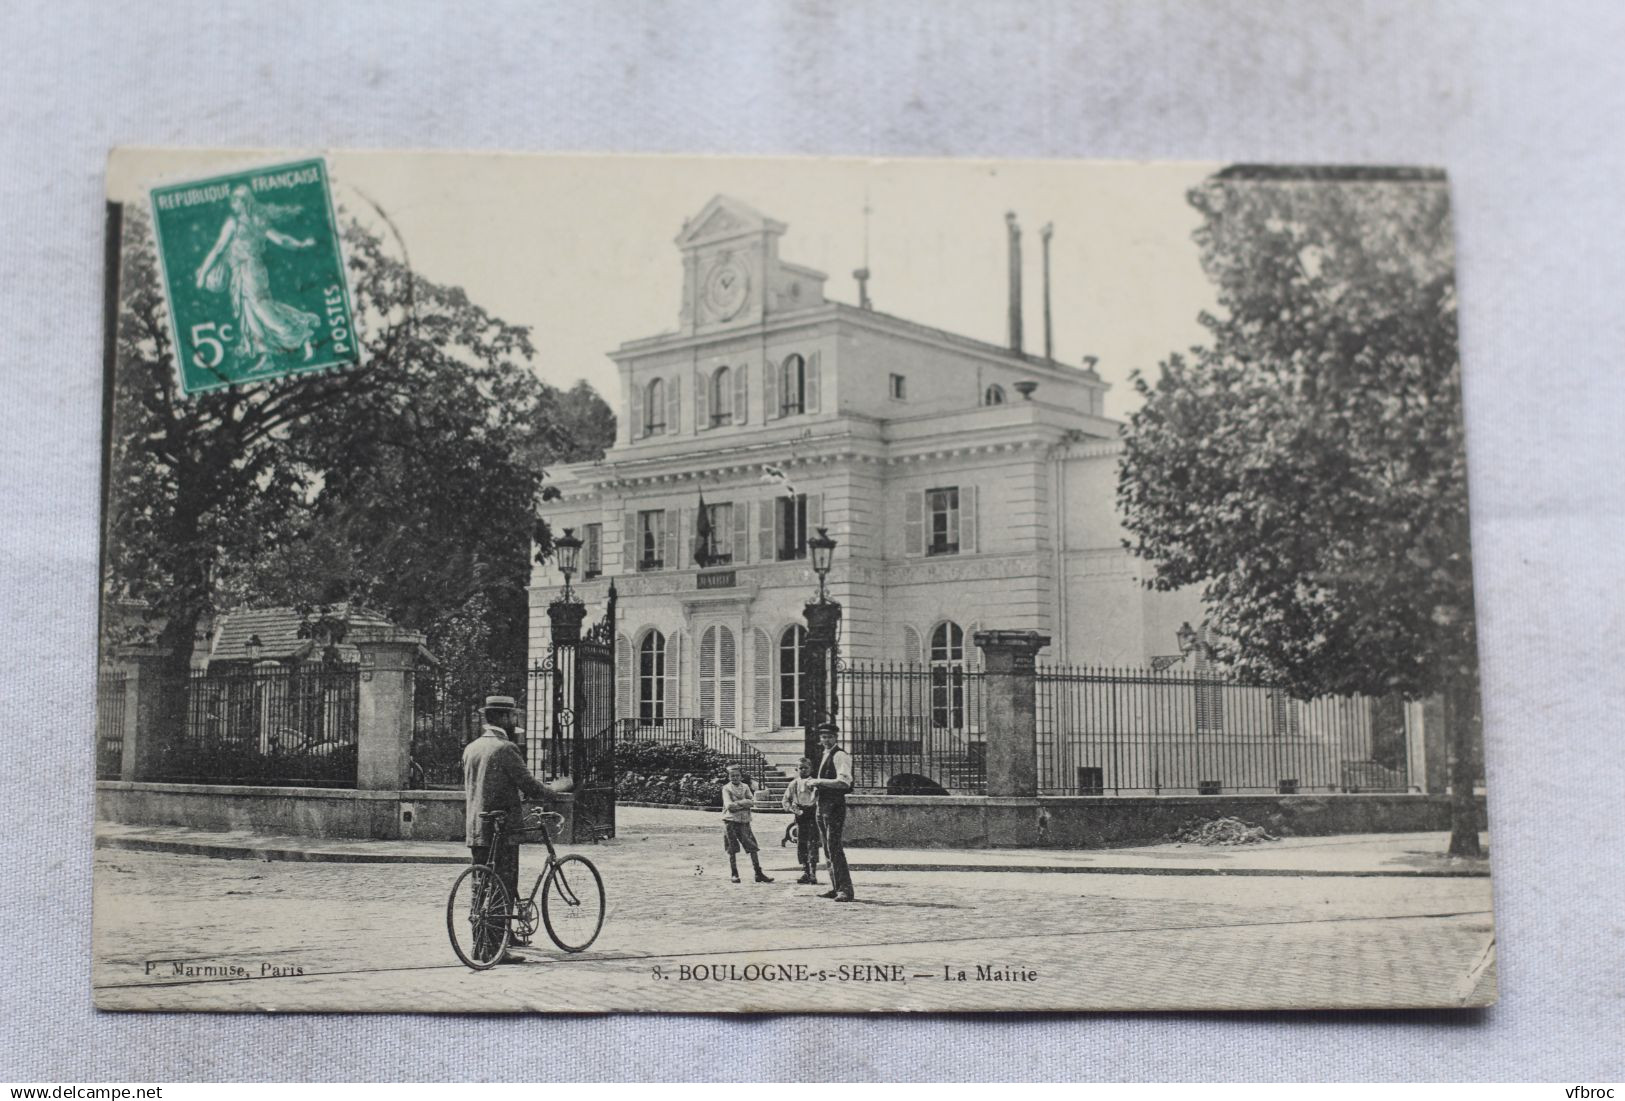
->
[617,741,735,776]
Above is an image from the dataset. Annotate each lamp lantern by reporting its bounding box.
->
[808,526,837,602]
[555,527,584,601]
[1176,621,1198,657]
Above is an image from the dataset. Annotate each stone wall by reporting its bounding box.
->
[96,782,574,843]
[844,792,1487,849]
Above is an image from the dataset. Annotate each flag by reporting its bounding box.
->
[693,490,713,567]
[760,464,797,498]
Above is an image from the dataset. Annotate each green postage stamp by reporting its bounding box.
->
[148,157,358,394]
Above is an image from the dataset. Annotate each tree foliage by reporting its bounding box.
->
[1119,167,1474,700]
[105,206,615,686]
[1117,167,1483,854]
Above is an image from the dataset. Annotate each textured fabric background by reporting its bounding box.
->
[2,0,1621,1083]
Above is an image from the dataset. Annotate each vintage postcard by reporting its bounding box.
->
[94,150,1494,1012]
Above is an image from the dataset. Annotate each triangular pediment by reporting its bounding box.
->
[676,194,784,248]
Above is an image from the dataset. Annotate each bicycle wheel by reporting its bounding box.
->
[446,865,512,970]
[541,854,605,953]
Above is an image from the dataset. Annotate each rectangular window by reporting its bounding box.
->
[583,523,602,579]
[889,373,906,400]
[637,510,665,571]
[776,494,809,561]
[701,502,733,566]
[780,355,806,417]
[1075,766,1105,797]
[926,486,960,556]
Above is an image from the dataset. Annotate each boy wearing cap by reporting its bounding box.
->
[720,764,774,884]
[780,756,822,884]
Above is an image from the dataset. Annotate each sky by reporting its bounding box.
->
[108,150,1219,421]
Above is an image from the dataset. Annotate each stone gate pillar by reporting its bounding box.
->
[802,598,843,761]
[355,632,427,791]
[972,629,1050,798]
[117,646,173,782]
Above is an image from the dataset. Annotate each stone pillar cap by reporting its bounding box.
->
[972,629,1052,650]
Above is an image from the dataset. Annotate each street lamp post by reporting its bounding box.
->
[802,527,842,761]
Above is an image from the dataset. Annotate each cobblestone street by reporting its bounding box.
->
[93,808,1496,1013]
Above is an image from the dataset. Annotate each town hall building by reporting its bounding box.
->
[527,195,1210,768]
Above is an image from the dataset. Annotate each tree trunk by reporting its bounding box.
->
[1445,675,1484,857]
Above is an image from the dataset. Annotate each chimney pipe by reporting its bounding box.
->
[1040,222,1054,361]
[1006,212,1023,355]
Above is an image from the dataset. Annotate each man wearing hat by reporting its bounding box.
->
[807,721,855,902]
[462,695,570,956]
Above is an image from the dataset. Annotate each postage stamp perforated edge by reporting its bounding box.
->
[145,153,360,397]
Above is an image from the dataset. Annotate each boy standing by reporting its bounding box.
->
[781,756,822,884]
[721,765,774,884]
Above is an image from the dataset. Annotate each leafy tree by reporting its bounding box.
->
[1117,166,1484,856]
[105,207,615,709]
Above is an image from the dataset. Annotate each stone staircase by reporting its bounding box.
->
[742,729,809,811]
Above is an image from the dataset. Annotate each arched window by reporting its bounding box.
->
[699,625,737,729]
[930,620,965,729]
[778,625,806,728]
[644,377,666,435]
[638,630,666,724]
[983,384,1006,406]
[780,354,805,416]
[710,366,732,427]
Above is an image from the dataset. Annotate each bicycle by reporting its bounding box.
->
[445,806,606,970]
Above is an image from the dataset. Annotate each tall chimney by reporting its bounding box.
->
[1006,212,1023,355]
[1040,222,1054,361]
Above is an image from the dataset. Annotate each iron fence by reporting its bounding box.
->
[96,672,127,780]
[149,665,361,787]
[1035,665,1410,796]
[839,661,987,794]
[411,665,529,787]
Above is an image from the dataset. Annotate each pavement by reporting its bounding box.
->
[95,804,1493,877]
[91,805,1496,1013]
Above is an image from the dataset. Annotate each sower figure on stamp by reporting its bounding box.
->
[811,722,855,902]
[462,695,569,958]
[781,756,822,884]
[194,185,321,370]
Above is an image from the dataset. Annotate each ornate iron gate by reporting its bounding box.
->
[534,583,618,842]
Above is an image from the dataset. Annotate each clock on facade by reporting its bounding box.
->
[703,255,750,321]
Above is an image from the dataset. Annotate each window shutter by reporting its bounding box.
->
[622,511,637,572]
[960,484,978,553]
[904,491,924,556]
[664,631,682,719]
[699,627,717,723]
[807,492,823,538]
[804,351,821,413]
[734,365,749,424]
[719,627,737,730]
[615,634,633,720]
[764,359,779,421]
[664,508,679,571]
[630,384,643,442]
[758,496,776,561]
[732,500,750,564]
[752,628,772,730]
[902,625,923,666]
[667,375,681,435]
[695,366,709,431]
